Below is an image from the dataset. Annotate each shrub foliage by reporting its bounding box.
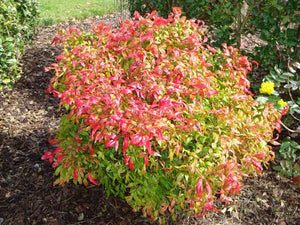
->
[0,0,39,88]
[44,8,285,222]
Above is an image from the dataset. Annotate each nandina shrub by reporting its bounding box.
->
[43,8,286,223]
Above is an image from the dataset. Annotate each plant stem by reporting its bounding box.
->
[280,121,299,133]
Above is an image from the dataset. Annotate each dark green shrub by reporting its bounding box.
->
[43,9,284,223]
[127,0,246,46]
[251,0,299,71]
[127,0,299,70]
[127,0,169,18]
[0,0,39,88]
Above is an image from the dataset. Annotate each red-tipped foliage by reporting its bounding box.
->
[43,7,283,223]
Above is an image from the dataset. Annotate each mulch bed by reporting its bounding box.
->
[0,13,299,225]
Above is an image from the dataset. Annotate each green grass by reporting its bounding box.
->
[39,0,117,26]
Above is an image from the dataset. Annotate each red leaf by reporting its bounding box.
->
[195,177,203,197]
[120,88,132,94]
[292,175,300,185]
[226,173,240,194]
[204,200,219,212]
[251,158,263,173]
[152,151,161,157]
[48,138,59,145]
[206,90,219,97]
[129,158,134,170]
[172,7,182,16]
[159,96,171,108]
[197,199,219,217]
[105,139,115,148]
[274,121,281,133]
[252,152,266,160]
[281,105,289,116]
[220,189,233,204]
[45,87,52,93]
[145,140,152,154]
[114,140,119,151]
[141,29,154,42]
[205,180,212,199]
[138,152,146,158]
[193,83,208,89]
[270,139,281,146]
[88,172,98,185]
[130,134,143,146]
[124,156,130,165]
[123,136,129,154]
[52,90,62,98]
[52,161,58,168]
[154,17,169,26]
[56,54,66,60]
[206,45,216,54]
[41,151,53,163]
[73,168,78,181]
[144,155,149,166]
[252,60,258,68]
[133,11,142,20]
[51,36,60,45]
[160,203,168,214]
[56,154,65,163]
[199,90,205,99]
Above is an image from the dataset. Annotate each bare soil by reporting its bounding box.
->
[0,13,299,225]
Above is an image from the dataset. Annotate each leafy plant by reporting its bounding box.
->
[43,8,283,223]
[127,0,299,72]
[273,137,300,180]
[251,0,299,71]
[256,63,300,185]
[0,0,39,89]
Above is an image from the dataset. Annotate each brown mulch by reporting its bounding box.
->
[0,13,299,225]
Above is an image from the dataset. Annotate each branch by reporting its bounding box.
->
[280,121,300,133]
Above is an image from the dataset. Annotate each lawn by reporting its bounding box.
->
[39,0,117,25]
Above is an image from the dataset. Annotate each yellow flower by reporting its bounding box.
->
[259,81,274,95]
[278,99,287,107]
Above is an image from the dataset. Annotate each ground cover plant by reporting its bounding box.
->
[39,0,116,26]
[43,8,288,223]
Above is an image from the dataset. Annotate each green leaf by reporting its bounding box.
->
[282,72,294,77]
[77,213,84,221]
[290,141,300,150]
[274,65,282,74]
[54,166,62,176]
[273,165,283,172]
[2,78,11,84]
[288,66,296,73]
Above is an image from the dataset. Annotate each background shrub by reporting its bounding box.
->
[43,9,285,222]
[127,0,299,71]
[0,0,39,88]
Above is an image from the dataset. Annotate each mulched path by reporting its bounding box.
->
[0,13,299,225]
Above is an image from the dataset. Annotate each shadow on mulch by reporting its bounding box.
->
[0,128,155,225]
